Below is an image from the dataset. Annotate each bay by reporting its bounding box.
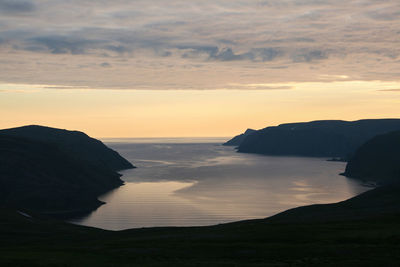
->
[70,138,370,230]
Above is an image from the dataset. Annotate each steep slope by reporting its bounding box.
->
[0,125,134,171]
[237,119,400,158]
[0,125,135,216]
[0,134,125,216]
[223,128,256,146]
[343,130,400,184]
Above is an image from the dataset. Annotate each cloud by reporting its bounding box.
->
[42,86,89,89]
[251,48,283,62]
[180,45,219,59]
[180,46,283,62]
[29,36,101,54]
[367,7,400,21]
[378,89,400,92]
[0,0,399,89]
[291,49,328,63]
[100,62,111,67]
[104,45,131,54]
[226,83,293,90]
[210,47,250,61]
[0,0,35,14]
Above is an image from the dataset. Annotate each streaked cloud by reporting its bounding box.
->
[0,0,36,14]
[378,89,400,92]
[226,83,293,90]
[0,0,399,89]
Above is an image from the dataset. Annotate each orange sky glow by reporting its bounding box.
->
[1,81,399,137]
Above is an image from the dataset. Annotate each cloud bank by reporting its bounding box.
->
[0,0,399,89]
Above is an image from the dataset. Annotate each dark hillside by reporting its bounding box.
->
[0,134,124,216]
[223,128,256,146]
[343,131,400,184]
[0,125,134,171]
[237,119,400,158]
[2,185,400,266]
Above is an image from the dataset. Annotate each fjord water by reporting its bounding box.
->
[71,138,370,230]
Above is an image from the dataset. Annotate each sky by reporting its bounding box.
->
[0,0,399,137]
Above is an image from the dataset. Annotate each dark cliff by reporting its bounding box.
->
[0,125,134,171]
[223,128,256,146]
[237,119,400,158]
[0,125,134,217]
[343,130,400,184]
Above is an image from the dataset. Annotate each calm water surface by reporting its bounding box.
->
[70,138,370,230]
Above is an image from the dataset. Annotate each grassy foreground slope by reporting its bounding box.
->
[1,184,400,266]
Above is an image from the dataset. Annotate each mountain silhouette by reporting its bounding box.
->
[234,119,400,158]
[0,125,134,217]
[223,128,256,146]
[0,125,134,171]
[343,130,400,184]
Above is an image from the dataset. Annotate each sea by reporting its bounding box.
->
[70,138,371,230]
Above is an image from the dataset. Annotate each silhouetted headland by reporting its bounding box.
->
[3,123,400,265]
[223,128,256,146]
[227,119,400,159]
[270,130,400,223]
[268,129,400,223]
[343,130,400,184]
[0,125,134,171]
[0,125,135,217]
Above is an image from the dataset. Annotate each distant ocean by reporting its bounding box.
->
[70,138,370,230]
[101,137,230,144]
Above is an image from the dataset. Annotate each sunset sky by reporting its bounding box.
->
[1,0,399,137]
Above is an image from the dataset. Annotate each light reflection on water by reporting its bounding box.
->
[70,139,371,230]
